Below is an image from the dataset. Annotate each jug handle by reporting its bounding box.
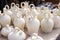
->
[14,27,20,32]
[21,2,25,8]
[29,4,35,8]
[11,3,15,8]
[5,5,9,10]
[16,4,19,8]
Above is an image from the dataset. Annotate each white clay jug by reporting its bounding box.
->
[8,27,26,40]
[41,14,54,33]
[53,14,60,28]
[26,15,40,35]
[13,14,25,31]
[3,5,13,17]
[0,13,11,27]
[1,25,13,37]
[29,4,39,17]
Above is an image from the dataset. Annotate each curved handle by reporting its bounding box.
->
[21,2,25,8]
[16,4,19,7]
[5,5,9,10]
[15,27,20,31]
[11,3,15,8]
[31,33,38,39]
[29,4,35,8]
[19,30,23,35]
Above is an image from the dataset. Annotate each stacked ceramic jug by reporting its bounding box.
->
[0,1,60,40]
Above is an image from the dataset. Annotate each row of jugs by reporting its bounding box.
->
[0,1,60,36]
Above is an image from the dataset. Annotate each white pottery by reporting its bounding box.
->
[26,15,40,35]
[8,27,26,40]
[13,15,25,31]
[1,25,13,37]
[26,33,44,40]
[53,14,60,28]
[0,13,11,27]
[3,5,13,17]
[41,14,54,33]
